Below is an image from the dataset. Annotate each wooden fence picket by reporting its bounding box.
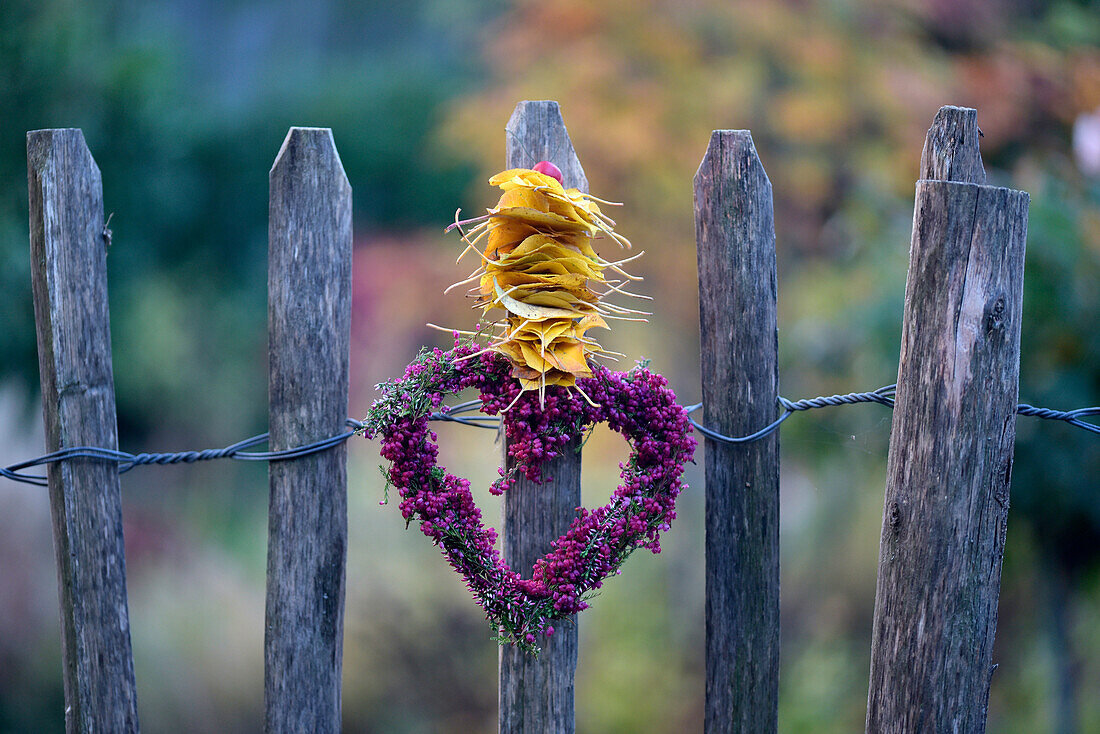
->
[27,128,140,733]
[694,130,781,733]
[497,100,589,734]
[866,106,1029,732]
[264,127,353,733]
[498,100,586,734]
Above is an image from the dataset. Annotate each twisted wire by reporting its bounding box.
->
[1,419,366,487]
[2,387,1097,486]
[683,385,899,445]
[1015,404,1100,436]
[689,384,1100,445]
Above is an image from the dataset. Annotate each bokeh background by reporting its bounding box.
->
[2,0,1099,731]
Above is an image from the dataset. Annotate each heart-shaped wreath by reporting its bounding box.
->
[361,343,695,650]
[363,161,695,650]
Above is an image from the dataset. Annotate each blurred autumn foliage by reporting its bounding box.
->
[1,0,1099,732]
[444,1,1100,730]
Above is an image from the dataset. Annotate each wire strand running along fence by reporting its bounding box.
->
[6,389,1098,488]
[7,102,1098,733]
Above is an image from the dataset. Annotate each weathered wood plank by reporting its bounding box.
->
[499,100,584,734]
[265,127,352,734]
[865,108,1028,733]
[27,128,140,734]
[694,130,780,733]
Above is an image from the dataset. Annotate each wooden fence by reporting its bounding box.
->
[24,100,1028,733]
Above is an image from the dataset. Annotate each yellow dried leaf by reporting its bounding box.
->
[513,318,572,344]
[546,340,589,375]
[519,371,575,390]
[496,187,550,212]
[485,220,538,260]
[483,273,591,299]
[517,341,555,373]
[521,291,594,309]
[491,280,580,320]
[577,313,610,335]
[489,169,564,192]
[489,208,591,233]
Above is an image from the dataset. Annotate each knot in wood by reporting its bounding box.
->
[984,296,1006,334]
[889,502,902,532]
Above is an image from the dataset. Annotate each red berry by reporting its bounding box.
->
[533,160,563,183]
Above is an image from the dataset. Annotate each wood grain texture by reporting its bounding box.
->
[694,130,780,734]
[865,113,1028,733]
[27,128,140,734]
[499,100,584,734]
[265,127,352,734]
[919,106,987,184]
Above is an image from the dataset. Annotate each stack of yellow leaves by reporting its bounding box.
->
[444,164,648,406]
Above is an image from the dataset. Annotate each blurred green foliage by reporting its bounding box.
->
[0,0,488,439]
[1015,168,1100,573]
[1,0,1099,732]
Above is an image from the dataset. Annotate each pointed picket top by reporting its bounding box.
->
[27,128,103,194]
[506,100,588,191]
[695,130,774,238]
[271,127,350,196]
[695,129,771,183]
[919,105,987,184]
